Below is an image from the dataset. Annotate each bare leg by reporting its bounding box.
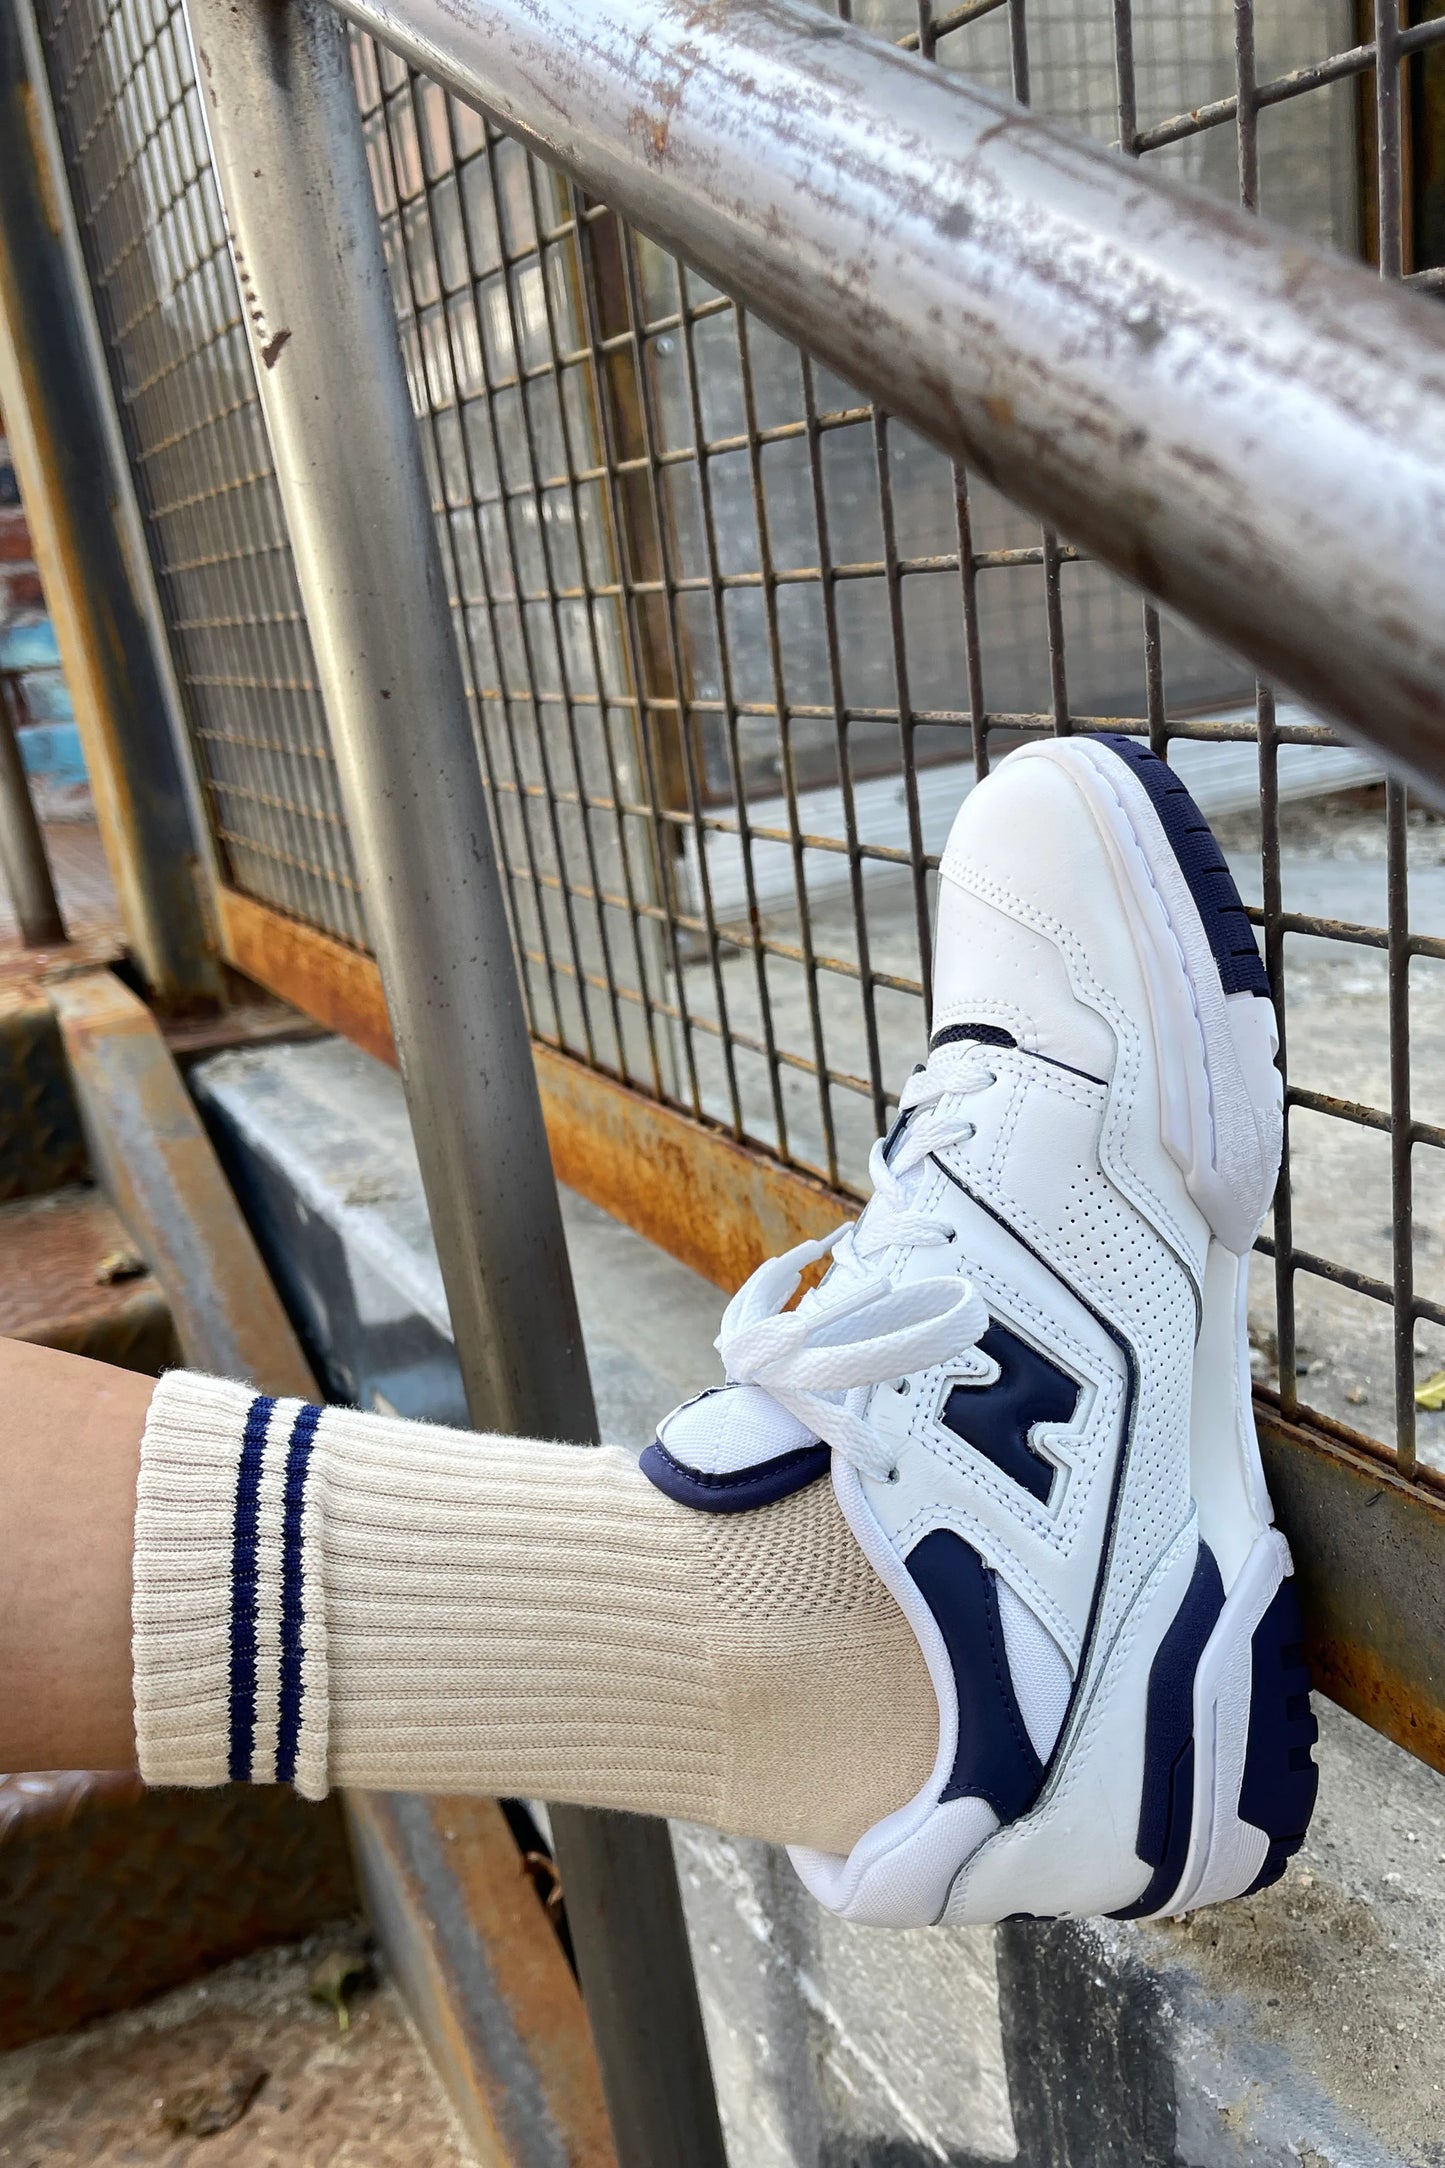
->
[0,1347,936,1851]
[0,1337,150,1770]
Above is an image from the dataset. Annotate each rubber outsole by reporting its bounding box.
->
[1237,1575,1320,1893]
[1110,1541,1224,1921]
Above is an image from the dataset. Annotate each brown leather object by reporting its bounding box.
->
[0,1771,355,2047]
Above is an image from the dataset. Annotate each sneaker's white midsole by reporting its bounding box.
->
[1163,1238,1288,1917]
[1164,1519,1288,1916]
[935,1247,1285,1924]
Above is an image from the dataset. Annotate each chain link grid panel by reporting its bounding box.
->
[351,37,674,1092]
[36,0,365,948]
[34,0,1445,1488]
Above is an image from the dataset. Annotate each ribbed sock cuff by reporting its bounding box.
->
[133,1372,331,1797]
[130,1370,934,1848]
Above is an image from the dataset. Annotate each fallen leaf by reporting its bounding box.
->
[308,1945,374,2031]
[1416,1369,1445,1411]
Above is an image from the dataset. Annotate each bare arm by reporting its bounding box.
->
[0,1337,150,1770]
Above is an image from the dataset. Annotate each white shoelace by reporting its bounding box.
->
[715,1049,995,1482]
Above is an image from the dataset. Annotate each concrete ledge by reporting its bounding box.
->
[196,1033,1445,2168]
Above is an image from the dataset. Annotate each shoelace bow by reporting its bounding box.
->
[715,1049,994,1482]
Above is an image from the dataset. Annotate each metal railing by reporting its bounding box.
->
[26,0,1445,1734]
[13,0,1445,2153]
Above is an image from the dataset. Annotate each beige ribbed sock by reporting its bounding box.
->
[132,1372,938,1853]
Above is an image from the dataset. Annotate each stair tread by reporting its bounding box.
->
[0,1186,175,1371]
[0,985,87,1202]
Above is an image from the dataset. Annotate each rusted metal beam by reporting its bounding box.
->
[0,5,220,1001]
[49,967,317,1395]
[1258,1404,1445,1777]
[216,886,393,1068]
[536,1034,854,1284]
[329,0,1445,802]
[347,1794,617,2168]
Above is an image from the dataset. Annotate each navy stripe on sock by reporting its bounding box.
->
[276,1401,323,1785]
[228,1393,276,1783]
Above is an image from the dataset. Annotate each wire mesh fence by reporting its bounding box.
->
[32,0,1445,1488]
[38,0,365,947]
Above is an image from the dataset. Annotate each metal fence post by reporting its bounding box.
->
[0,4,220,1003]
[180,1,727,2159]
[0,677,64,948]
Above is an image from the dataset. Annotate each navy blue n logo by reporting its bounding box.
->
[942,1321,1078,1504]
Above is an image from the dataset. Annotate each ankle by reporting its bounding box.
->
[695,1480,937,1852]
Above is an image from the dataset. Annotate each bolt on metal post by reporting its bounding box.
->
[180,0,727,2159]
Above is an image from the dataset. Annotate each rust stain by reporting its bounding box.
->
[259,325,291,370]
[20,87,63,238]
[535,1041,855,1293]
[624,26,706,166]
[1311,1634,1445,1779]
[216,887,395,1068]
[50,967,317,1396]
[431,1800,614,2167]
[982,392,1014,429]
[347,1795,616,2168]
[214,892,855,1295]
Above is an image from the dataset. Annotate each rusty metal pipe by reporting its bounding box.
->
[0,682,64,948]
[330,0,1445,797]
[182,2,727,2159]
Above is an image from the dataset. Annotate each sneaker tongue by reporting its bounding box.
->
[656,1383,818,1479]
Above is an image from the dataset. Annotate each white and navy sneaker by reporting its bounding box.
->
[643,735,1318,1927]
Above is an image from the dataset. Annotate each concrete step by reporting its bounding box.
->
[0,983,86,1203]
[0,1181,177,1373]
[0,1775,355,2056]
[0,1922,472,2162]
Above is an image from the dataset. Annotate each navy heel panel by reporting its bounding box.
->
[1110,1540,1224,1921]
[1093,734,1270,1000]
[1237,1576,1320,1895]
